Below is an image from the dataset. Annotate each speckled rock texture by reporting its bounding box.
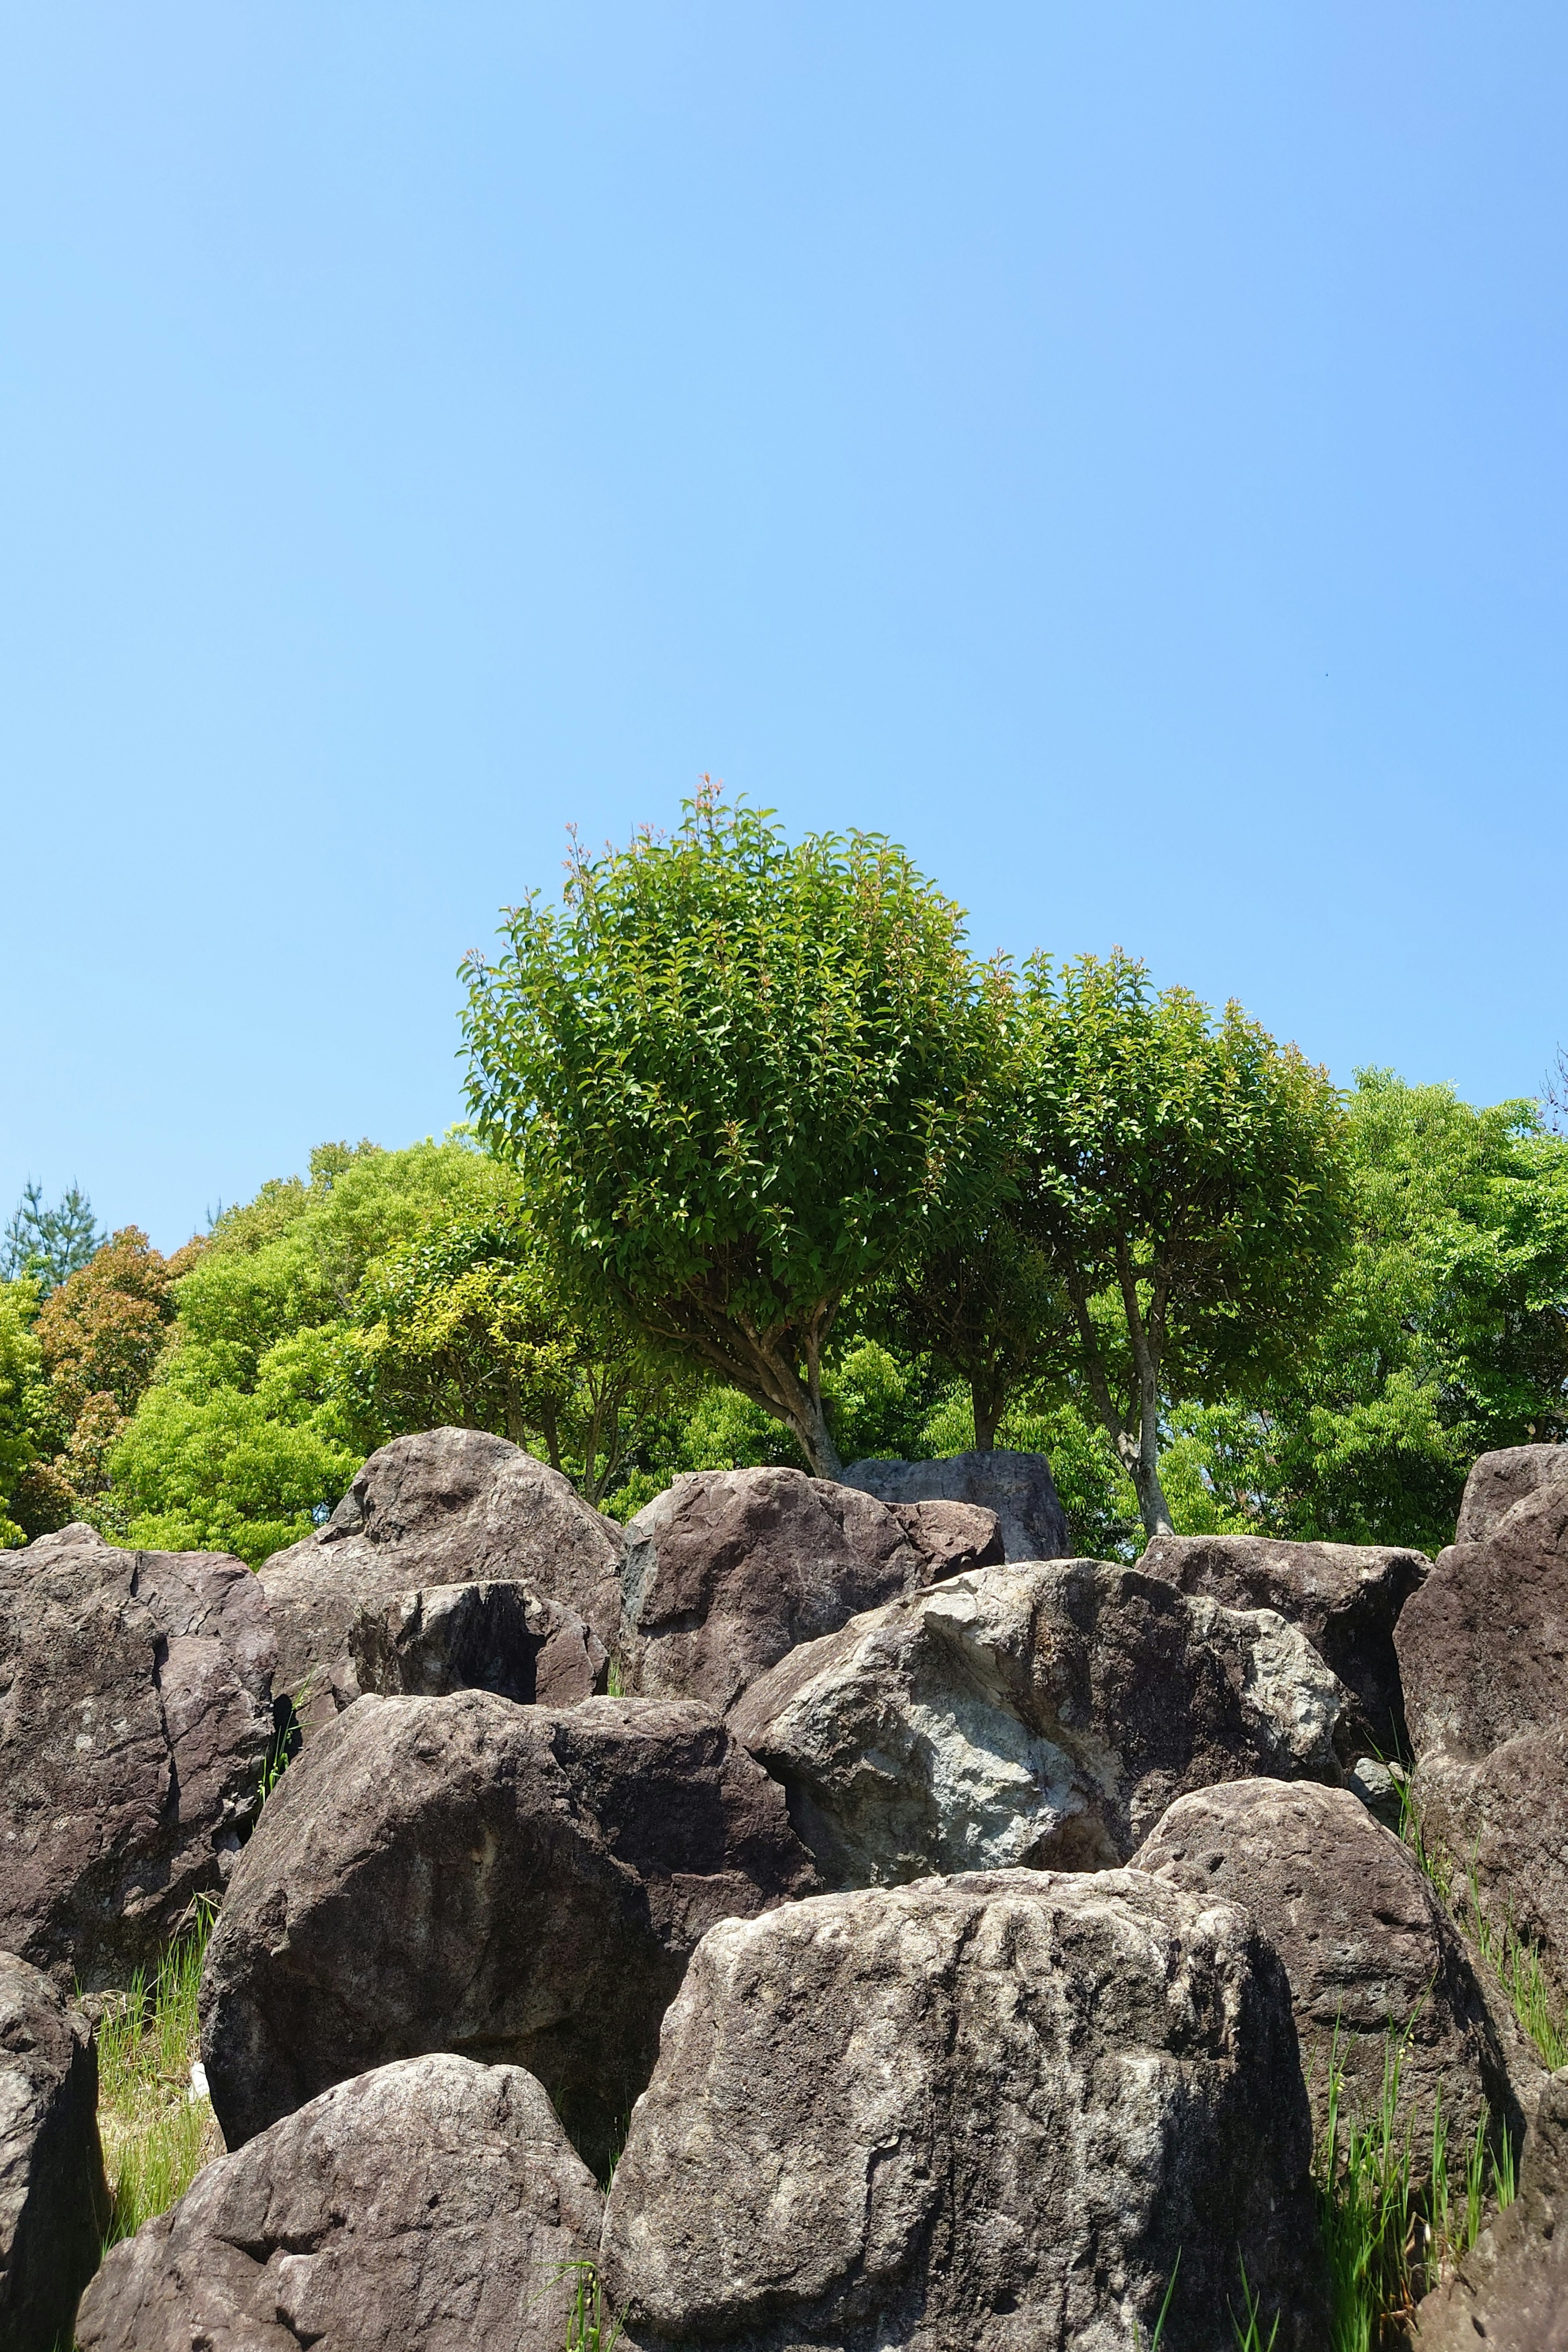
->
[347,1578,607,1708]
[1411,2063,1568,2349]
[0,1950,109,2352]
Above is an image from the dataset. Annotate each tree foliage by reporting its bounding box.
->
[461,792,1011,1475]
[1,1181,103,1295]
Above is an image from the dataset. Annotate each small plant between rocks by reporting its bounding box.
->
[93,1900,219,2246]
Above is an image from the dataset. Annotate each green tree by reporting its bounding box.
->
[2,1181,103,1295]
[0,1284,44,1546]
[461,793,1011,1476]
[875,1213,1070,1453]
[1018,950,1350,1539]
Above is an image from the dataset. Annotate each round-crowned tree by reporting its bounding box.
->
[460,792,1010,1477]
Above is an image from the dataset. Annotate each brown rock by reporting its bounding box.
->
[1411,2064,1568,2348]
[620,1465,1002,1713]
[1454,1443,1568,1545]
[601,1869,1329,2352]
[840,1448,1068,1561]
[1140,1531,1428,1757]
[347,1579,607,1708]
[0,1951,109,2352]
[258,1427,624,1726]
[200,1690,818,2176]
[1412,1721,1568,2015]
[76,2052,601,2352]
[1131,1778,1526,2172]
[0,1525,275,1984]
[1396,1476,1568,1767]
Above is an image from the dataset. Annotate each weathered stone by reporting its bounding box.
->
[620,1465,1002,1713]
[200,1690,817,2176]
[1345,1753,1405,1829]
[1454,1442,1568,1546]
[0,1952,109,2352]
[728,1559,1352,1889]
[1412,1721,1568,2014]
[76,2052,600,2352]
[1411,2064,1568,2348]
[258,1427,624,1726]
[1132,1779,1526,2172]
[840,1448,1069,1562]
[1396,1475,1568,1767]
[601,1868,1329,2352]
[1140,1530,1427,1758]
[347,1579,607,1708]
[0,1525,275,1984]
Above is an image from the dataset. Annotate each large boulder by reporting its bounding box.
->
[1454,1441,1568,1545]
[1411,1720,1568,2015]
[347,1580,607,1708]
[620,1465,1002,1713]
[1131,1779,1528,2171]
[1396,1471,1568,1768]
[601,1869,1329,2352]
[200,1690,818,2176]
[840,1448,1069,1561]
[728,1559,1353,1889]
[0,1952,109,2352]
[1411,2063,1568,2348]
[0,1525,275,1984]
[1140,1531,1427,1758]
[258,1427,624,1726]
[77,2053,601,2352]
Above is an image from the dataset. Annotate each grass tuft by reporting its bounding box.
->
[95,1898,220,2245]
[1396,1777,1568,2072]
[557,2259,626,2352]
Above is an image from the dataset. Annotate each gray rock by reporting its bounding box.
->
[1140,1530,1428,1758]
[728,1559,1352,1889]
[840,1448,1068,1561]
[1396,1473,1568,1768]
[76,2052,600,2352]
[1411,2063,1568,2348]
[1132,1779,1526,2175]
[1411,1720,1568,2014]
[347,1579,607,1708]
[0,1525,275,1984]
[0,1951,109,2352]
[1454,1442,1568,1545]
[620,1465,1001,1713]
[1345,1753,1404,1829]
[601,1868,1329,2352]
[258,1428,624,1727]
[200,1690,818,2176]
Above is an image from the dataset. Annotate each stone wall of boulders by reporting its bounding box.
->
[3,1427,1566,2348]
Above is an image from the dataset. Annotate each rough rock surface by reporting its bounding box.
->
[0,1525,275,1983]
[1131,1779,1525,2168]
[77,2053,601,2352]
[1411,2063,1568,2348]
[620,1465,1002,1713]
[1396,1473,1568,1767]
[728,1559,1352,1888]
[601,1869,1328,2352]
[0,1951,109,2352]
[1412,1720,1568,2013]
[1454,1441,1568,1546]
[840,1448,1069,1562]
[201,1690,817,2174]
[1140,1531,1427,1758]
[258,1428,624,1725]
[348,1580,607,1708]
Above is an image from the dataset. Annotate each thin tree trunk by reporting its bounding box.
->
[971,1377,1002,1454]
[1066,1274,1174,1541]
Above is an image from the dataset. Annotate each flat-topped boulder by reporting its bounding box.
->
[1140,1530,1427,1757]
[77,2054,601,2352]
[840,1448,1068,1561]
[728,1558,1353,1887]
[601,1869,1329,2352]
[1396,1473,1568,1767]
[200,1689,818,2177]
[620,1464,1001,1713]
[0,1952,109,2352]
[0,1525,275,1983]
[1132,1778,1528,2170]
[258,1427,624,1725]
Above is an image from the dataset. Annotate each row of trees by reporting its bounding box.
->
[4,794,1566,1560]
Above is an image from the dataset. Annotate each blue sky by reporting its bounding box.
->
[4,4,1566,1251]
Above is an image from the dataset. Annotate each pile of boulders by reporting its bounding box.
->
[2,1429,1564,2349]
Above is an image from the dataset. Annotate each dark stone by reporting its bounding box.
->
[347,1579,607,1708]
[1412,1721,1568,2015]
[1139,1531,1428,1758]
[0,1950,109,2352]
[76,2053,601,2352]
[620,1464,1002,1713]
[0,1525,274,1984]
[840,1449,1069,1562]
[600,1869,1330,2352]
[1454,1443,1568,1546]
[1396,1475,1568,1768]
[1411,2064,1568,2348]
[200,1690,818,2178]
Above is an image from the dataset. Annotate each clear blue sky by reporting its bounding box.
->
[4,5,1566,1252]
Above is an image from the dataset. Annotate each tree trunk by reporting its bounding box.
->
[971,1379,1002,1454]
[1066,1273,1174,1541]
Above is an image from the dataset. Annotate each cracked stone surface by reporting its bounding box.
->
[0,1524,275,1985]
[77,2053,600,2352]
[0,1951,109,2352]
